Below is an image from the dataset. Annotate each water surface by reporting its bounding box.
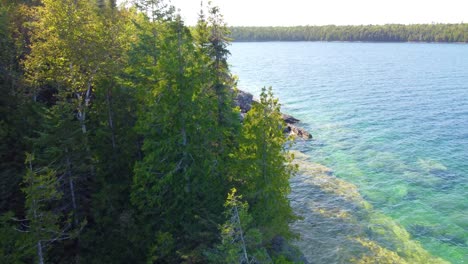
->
[229,42,468,263]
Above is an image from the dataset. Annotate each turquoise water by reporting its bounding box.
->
[229,42,468,263]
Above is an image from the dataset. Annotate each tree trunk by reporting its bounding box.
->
[234,205,249,263]
[65,150,78,226]
[79,79,93,133]
[106,86,116,149]
[37,240,44,264]
[29,158,45,264]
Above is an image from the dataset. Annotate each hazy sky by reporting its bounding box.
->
[168,0,468,26]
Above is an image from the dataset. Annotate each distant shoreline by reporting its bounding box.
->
[229,24,468,43]
[231,40,468,44]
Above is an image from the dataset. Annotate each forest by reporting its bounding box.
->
[0,0,300,263]
[229,24,468,42]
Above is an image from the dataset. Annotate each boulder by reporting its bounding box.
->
[282,114,300,124]
[285,124,313,140]
[235,89,254,113]
[235,89,312,140]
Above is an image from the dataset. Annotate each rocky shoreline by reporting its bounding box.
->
[235,89,312,140]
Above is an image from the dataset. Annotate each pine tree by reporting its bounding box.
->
[194,2,240,208]
[33,104,89,216]
[21,153,81,264]
[0,0,39,216]
[1,1,301,262]
[130,13,232,261]
[80,7,146,263]
[134,0,174,22]
[206,2,238,131]
[234,87,298,242]
[206,188,271,264]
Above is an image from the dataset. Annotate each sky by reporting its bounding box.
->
[167,0,468,26]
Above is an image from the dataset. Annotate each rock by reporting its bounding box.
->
[282,114,300,124]
[235,89,254,113]
[285,124,313,140]
[235,89,312,140]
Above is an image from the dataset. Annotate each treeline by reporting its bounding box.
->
[0,0,299,263]
[230,24,468,42]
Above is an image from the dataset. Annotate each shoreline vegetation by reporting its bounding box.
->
[236,89,312,140]
[229,24,468,42]
[0,0,454,263]
[1,0,301,263]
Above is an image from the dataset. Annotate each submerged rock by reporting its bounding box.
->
[289,151,449,264]
[285,123,312,140]
[270,236,309,264]
[235,89,312,140]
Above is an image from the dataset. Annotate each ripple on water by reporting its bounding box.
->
[289,154,449,263]
[230,42,468,263]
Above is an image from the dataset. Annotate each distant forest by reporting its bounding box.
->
[229,24,468,42]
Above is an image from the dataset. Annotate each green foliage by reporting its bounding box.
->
[79,7,146,264]
[0,0,38,215]
[22,154,62,221]
[274,255,298,264]
[0,18,25,212]
[147,232,175,263]
[31,101,92,230]
[3,0,451,262]
[206,2,237,129]
[0,212,33,263]
[230,24,468,43]
[2,1,300,263]
[206,188,271,264]
[22,153,82,264]
[134,0,174,22]
[234,87,298,241]
[130,13,232,261]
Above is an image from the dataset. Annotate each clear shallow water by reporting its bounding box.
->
[229,42,468,263]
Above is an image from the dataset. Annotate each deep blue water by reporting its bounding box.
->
[229,42,468,263]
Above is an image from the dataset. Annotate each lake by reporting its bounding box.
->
[229,42,468,263]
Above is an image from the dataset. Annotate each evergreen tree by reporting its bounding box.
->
[193,1,210,55]
[206,2,238,130]
[131,14,227,262]
[234,87,298,242]
[0,0,38,216]
[196,2,240,204]
[21,153,81,264]
[206,188,271,264]
[0,1,302,262]
[80,7,146,263]
[32,101,92,238]
[229,24,468,43]
[134,0,174,22]
[0,0,23,215]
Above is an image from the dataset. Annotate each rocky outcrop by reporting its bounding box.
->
[284,123,312,139]
[236,89,254,113]
[235,89,312,140]
[282,114,300,124]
